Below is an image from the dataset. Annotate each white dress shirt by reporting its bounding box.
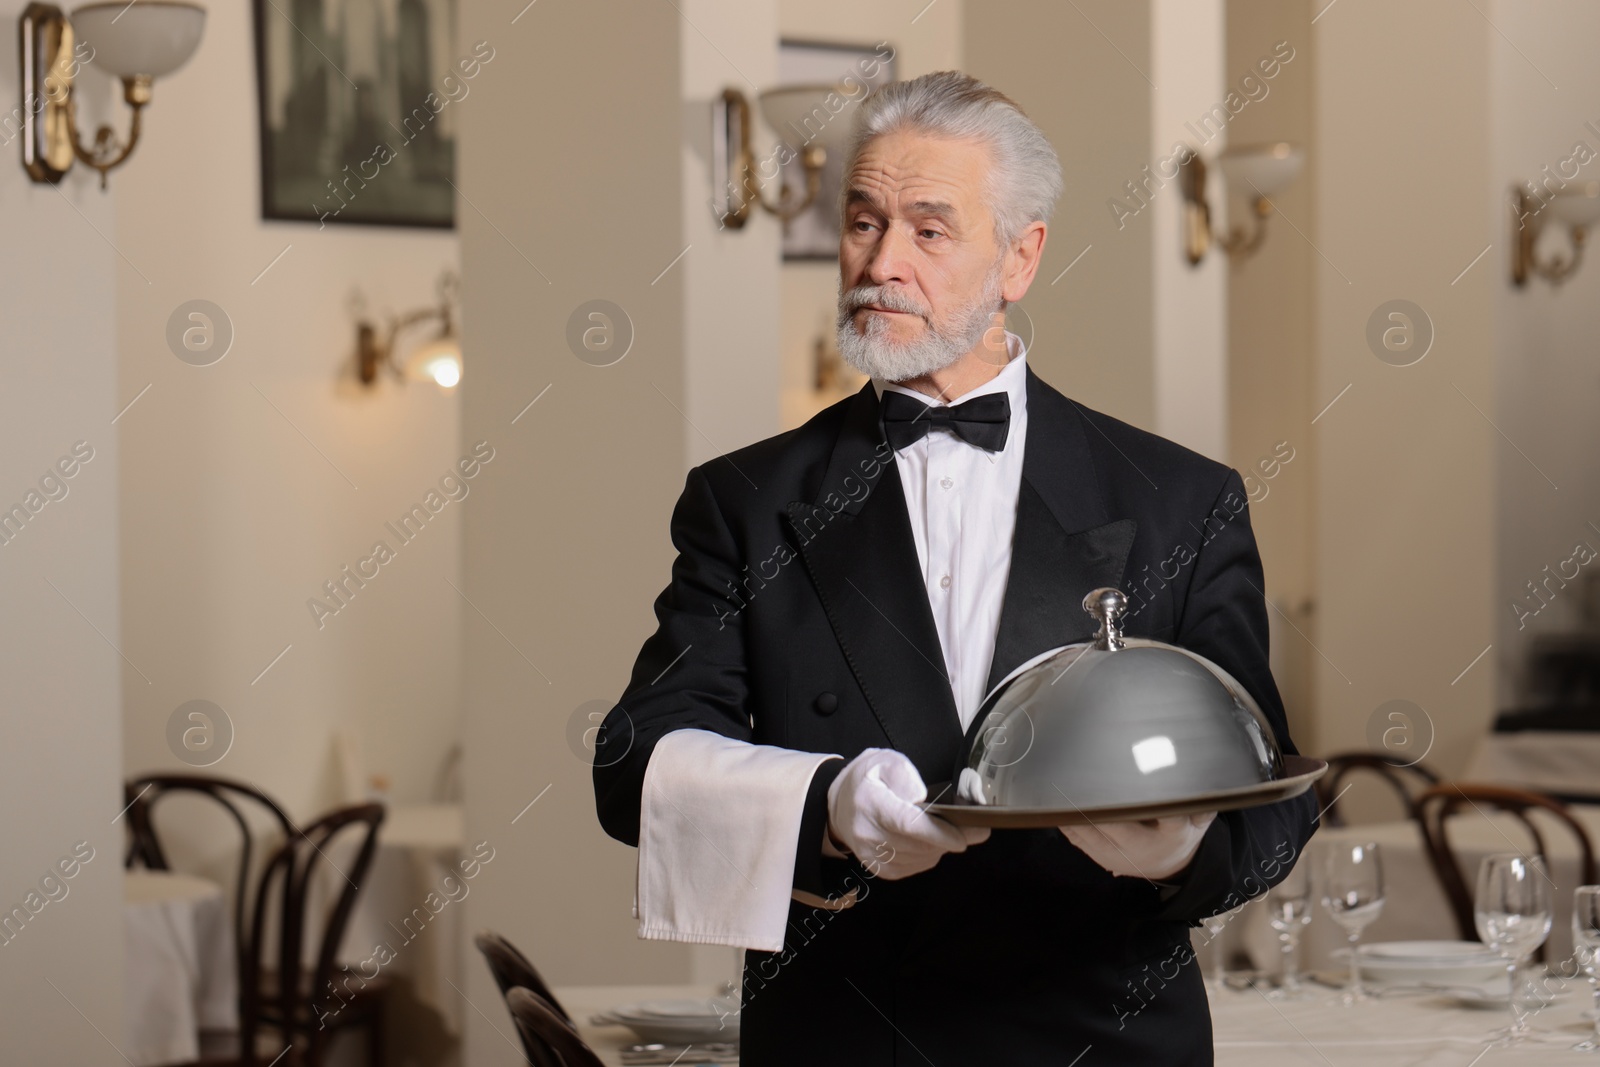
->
[875,329,1029,732]
[631,331,1031,950]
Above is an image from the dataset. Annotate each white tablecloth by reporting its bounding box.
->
[1230,805,1600,977]
[547,981,1599,1065]
[123,869,237,1067]
[1209,977,1597,1065]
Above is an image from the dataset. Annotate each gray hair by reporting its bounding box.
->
[839,70,1063,248]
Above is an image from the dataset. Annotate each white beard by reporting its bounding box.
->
[835,259,1005,384]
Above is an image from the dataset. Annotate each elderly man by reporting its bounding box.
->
[593,70,1316,1065]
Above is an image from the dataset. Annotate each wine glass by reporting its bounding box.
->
[1474,852,1553,1045]
[1572,885,1600,1053]
[1266,859,1314,999]
[1321,841,1384,1004]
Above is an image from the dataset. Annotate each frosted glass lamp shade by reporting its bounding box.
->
[1547,182,1600,228]
[72,1,205,79]
[758,84,860,154]
[1216,142,1305,198]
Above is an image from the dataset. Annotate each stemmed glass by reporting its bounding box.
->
[1571,885,1600,1053]
[1321,841,1385,1004]
[1266,859,1314,999]
[1474,853,1553,1045]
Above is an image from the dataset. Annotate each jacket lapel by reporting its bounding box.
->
[784,366,1137,779]
[984,368,1138,693]
[783,382,961,777]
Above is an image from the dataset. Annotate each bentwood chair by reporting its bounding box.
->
[1314,751,1440,828]
[473,930,571,1023]
[505,987,607,1067]
[124,775,388,1065]
[1414,781,1598,962]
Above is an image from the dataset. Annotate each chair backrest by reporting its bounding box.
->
[1414,782,1598,959]
[473,929,570,1023]
[124,775,298,958]
[125,775,385,1066]
[270,802,386,1063]
[1315,751,1440,828]
[505,987,607,1067]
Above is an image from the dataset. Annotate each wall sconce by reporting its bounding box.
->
[18,1,206,189]
[714,84,856,231]
[1512,181,1600,288]
[1179,142,1305,265]
[356,271,462,391]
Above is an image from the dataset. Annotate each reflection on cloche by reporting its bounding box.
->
[956,587,1285,811]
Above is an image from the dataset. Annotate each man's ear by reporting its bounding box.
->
[1002,220,1048,303]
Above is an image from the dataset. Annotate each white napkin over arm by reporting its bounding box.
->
[636,728,846,951]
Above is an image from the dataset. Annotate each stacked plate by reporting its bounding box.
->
[1351,940,1516,1004]
[1355,940,1506,989]
[597,998,740,1044]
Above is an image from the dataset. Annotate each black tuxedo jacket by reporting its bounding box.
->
[593,365,1317,1066]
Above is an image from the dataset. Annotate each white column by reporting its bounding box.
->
[1151,0,1229,461]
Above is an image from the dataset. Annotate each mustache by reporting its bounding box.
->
[841,286,929,319]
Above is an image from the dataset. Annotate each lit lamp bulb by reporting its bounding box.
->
[404,334,462,390]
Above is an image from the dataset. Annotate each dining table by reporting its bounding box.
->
[1232,804,1600,976]
[123,868,237,1067]
[549,806,1600,1064]
[552,978,1599,1066]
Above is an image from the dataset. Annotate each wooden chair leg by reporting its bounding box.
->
[366,997,386,1067]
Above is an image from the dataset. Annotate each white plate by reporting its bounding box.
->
[606,999,740,1044]
[614,998,733,1019]
[1353,941,1506,987]
[1360,941,1502,963]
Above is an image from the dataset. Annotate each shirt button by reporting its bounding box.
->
[939,574,951,590]
[939,476,954,490]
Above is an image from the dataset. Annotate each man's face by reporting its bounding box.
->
[836,129,1007,383]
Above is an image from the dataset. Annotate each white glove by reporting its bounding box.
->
[826,748,990,879]
[1060,811,1216,881]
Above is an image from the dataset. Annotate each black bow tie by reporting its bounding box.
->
[880,389,1011,452]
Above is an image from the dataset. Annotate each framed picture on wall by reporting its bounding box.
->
[252,0,477,228]
[776,38,897,261]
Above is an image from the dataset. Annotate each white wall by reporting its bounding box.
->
[457,2,703,1062]
[965,0,1156,427]
[1309,0,1496,772]
[0,0,124,1052]
[1152,0,1228,461]
[684,6,781,467]
[1224,0,1316,749]
[1488,0,1600,708]
[109,0,462,822]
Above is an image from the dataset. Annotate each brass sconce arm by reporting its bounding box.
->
[1179,143,1303,266]
[355,270,463,389]
[1511,187,1593,288]
[1212,197,1273,260]
[17,2,203,189]
[65,75,150,190]
[714,87,827,231]
[358,306,452,385]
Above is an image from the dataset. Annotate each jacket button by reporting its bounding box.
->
[813,692,838,715]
